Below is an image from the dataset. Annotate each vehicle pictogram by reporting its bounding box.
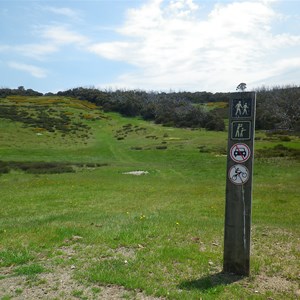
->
[230,143,251,163]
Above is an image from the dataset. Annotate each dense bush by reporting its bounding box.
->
[0,161,108,174]
[56,88,226,130]
[255,85,300,132]
[204,111,225,131]
[0,86,42,98]
[2,85,299,132]
[256,144,300,159]
[56,85,300,132]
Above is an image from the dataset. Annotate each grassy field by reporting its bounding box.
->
[0,96,299,299]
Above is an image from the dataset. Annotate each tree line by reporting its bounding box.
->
[55,88,226,131]
[1,85,299,132]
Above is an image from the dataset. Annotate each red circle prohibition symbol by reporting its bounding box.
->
[230,143,251,163]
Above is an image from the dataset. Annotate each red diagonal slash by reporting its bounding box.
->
[235,144,246,161]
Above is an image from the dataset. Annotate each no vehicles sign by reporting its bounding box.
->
[230,143,251,163]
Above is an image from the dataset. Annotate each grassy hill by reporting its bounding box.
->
[0,96,299,299]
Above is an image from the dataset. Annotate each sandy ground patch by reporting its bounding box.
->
[0,266,163,299]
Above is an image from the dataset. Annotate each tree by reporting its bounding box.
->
[236,83,247,92]
[256,86,300,131]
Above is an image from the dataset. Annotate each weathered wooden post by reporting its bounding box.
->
[223,91,256,276]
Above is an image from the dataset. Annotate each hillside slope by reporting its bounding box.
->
[0,95,299,300]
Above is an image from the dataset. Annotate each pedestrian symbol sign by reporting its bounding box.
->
[228,164,249,185]
[232,98,252,118]
[231,121,251,140]
[230,143,251,163]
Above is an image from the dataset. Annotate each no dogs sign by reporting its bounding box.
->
[230,143,251,163]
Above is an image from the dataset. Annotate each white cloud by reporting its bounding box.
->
[0,45,10,52]
[18,43,59,60]
[1,25,89,60]
[8,62,47,78]
[167,0,199,18]
[89,42,135,61]
[89,0,300,91]
[43,6,81,20]
[38,25,89,46]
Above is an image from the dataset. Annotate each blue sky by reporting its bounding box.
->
[1,0,300,93]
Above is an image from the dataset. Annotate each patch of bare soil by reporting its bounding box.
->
[0,239,164,300]
[251,274,299,295]
[0,266,163,299]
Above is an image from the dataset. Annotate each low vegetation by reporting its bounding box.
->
[0,93,299,299]
[0,160,107,174]
[256,144,300,159]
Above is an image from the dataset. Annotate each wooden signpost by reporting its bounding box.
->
[223,92,256,276]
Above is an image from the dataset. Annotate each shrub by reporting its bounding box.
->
[279,135,291,142]
[256,144,300,159]
[156,145,168,150]
[131,146,143,150]
[0,166,10,174]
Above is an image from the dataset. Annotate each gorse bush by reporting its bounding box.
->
[0,100,93,141]
[0,161,108,174]
[56,88,226,130]
[256,144,300,159]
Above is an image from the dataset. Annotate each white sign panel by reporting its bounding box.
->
[228,164,249,185]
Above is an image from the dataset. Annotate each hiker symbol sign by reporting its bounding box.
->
[231,98,252,118]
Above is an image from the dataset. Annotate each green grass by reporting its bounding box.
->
[0,249,33,267]
[0,96,299,299]
[14,264,45,277]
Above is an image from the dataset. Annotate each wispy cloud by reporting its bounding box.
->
[43,5,82,20]
[17,43,59,60]
[89,0,300,91]
[38,25,89,46]
[1,24,89,60]
[0,45,10,52]
[8,62,47,78]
